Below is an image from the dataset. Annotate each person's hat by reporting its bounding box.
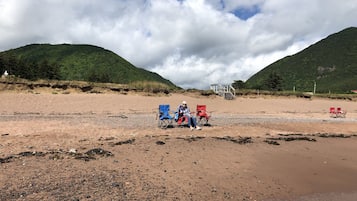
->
[182,101,187,105]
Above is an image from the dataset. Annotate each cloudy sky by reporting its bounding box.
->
[0,0,356,89]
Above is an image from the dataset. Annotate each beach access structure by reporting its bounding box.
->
[210,84,236,100]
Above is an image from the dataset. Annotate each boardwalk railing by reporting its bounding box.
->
[210,84,236,100]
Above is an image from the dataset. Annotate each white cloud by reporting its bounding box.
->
[0,0,356,89]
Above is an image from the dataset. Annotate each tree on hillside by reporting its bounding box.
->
[22,61,37,80]
[47,62,61,80]
[0,55,5,74]
[232,80,245,90]
[38,60,61,80]
[265,71,283,91]
[6,54,19,75]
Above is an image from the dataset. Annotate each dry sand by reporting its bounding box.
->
[0,92,357,201]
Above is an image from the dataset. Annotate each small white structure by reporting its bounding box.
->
[210,83,236,100]
[1,70,8,78]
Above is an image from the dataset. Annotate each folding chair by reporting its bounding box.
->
[336,107,346,118]
[196,105,211,126]
[329,107,337,118]
[158,104,173,128]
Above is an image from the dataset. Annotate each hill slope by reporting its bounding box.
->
[0,44,177,88]
[245,27,357,93]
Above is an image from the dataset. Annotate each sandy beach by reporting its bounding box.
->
[0,92,357,200]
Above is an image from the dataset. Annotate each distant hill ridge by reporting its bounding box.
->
[245,27,357,93]
[0,43,177,88]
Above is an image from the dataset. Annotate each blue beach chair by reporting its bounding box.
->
[158,104,173,128]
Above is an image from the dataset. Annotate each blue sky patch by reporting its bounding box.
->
[231,5,261,20]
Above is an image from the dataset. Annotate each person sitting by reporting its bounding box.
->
[176,101,201,131]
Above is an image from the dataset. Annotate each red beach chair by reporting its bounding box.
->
[329,107,337,118]
[196,105,211,126]
[336,107,346,118]
[329,107,346,118]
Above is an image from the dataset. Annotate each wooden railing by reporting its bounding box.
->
[210,84,235,100]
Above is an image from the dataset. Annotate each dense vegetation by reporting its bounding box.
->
[0,44,178,89]
[245,27,357,93]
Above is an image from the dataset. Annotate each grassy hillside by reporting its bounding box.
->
[0,44,178,89]
[245,27,357,93]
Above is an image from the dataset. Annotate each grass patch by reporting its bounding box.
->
[128,81,171,94]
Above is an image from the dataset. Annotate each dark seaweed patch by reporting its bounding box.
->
[266,137,316,142]
[156,141,166,145]
[0,148,113,163]
[213,136,253,144]
[315,133,351,138]
[264,140,280,145]
[110,138,136,146]
[176,136,205,142]
[85,148,113,157]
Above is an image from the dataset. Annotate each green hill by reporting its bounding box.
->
[245,27,357,93]
[0,44,177,88]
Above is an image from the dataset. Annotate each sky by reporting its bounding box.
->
[0,0,356,89]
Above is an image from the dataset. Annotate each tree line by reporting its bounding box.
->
[1,53,284,91]
[0,54,61,80]
[232,71,283,91]
[0,54,114,83]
